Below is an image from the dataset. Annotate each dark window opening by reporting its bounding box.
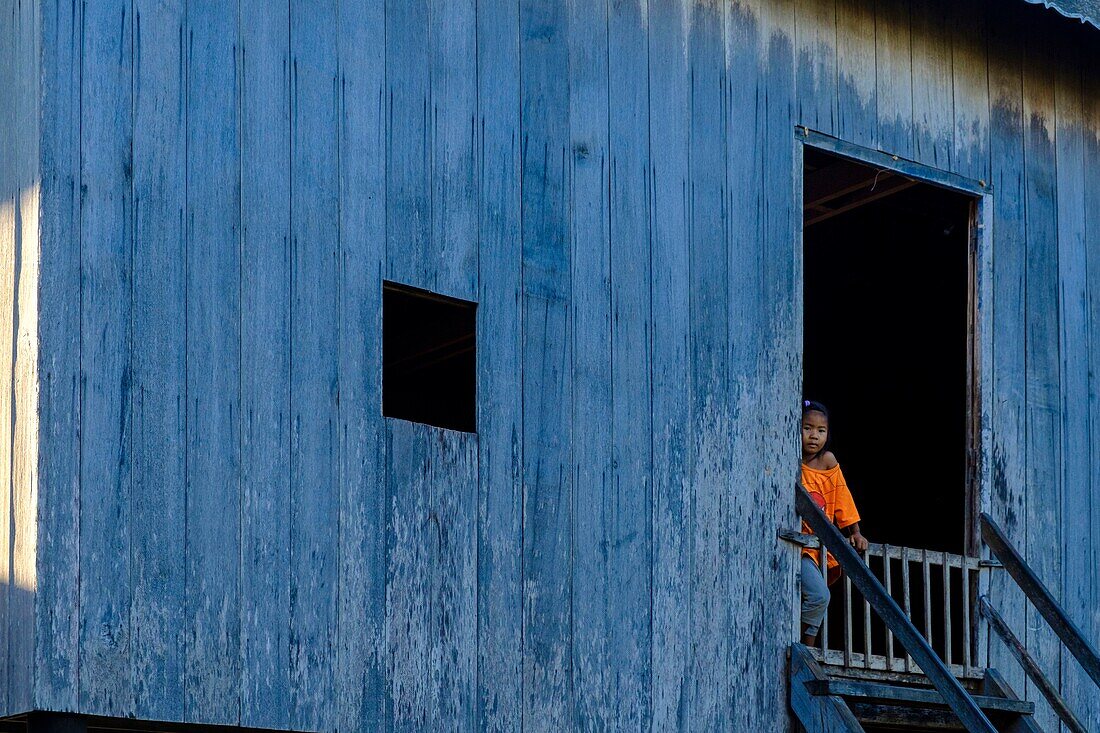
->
[802,146,974,556]
[383,282,477,432]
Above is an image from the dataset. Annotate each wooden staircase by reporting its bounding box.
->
[790,643,1038,732]
[789,484,1100,733]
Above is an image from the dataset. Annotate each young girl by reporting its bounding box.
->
[800,400,868,646]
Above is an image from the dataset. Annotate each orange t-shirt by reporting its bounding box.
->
[800,462,860,581]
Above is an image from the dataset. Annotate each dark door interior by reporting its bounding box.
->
[802,147,975,556]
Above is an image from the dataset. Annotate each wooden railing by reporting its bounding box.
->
[801,537,986,680]
[795,484,999,733]
[979,512,1100,733]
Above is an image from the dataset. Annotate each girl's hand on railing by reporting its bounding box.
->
[849,531,869,552]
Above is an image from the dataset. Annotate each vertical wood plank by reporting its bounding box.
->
[608,0,653,726]
[335,1,387,730]
[0,1,16,706]
[78,0,134,715]
[647,1,692,727]
[727,1,764,727]
[385,0,430,292]
[184,0,240,723]
[1082,35,1100,733]
[567,0,612,727]
[875,0,913,157]
[794,0,838,135]
[386,421,435,731]
[519,0,573,729]
[908,0,952,169]
[289,2,339,728]
[431,429,478,730]
[130,0,186,719]
[756,0,798,727]
[36,0,82,711]
[1022,15,1061,730]
[239,1,291,727]
[985,1,1028,696]
[686,1,729,724]
[386,422,479,731]
[475,0,523,726]
[8,0,40,714]
[1053,29,1092,728]
[430,0,478,300]
[836,0,877,148]
[948,0,990,183]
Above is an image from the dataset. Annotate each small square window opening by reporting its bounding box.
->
[382,281,477,432]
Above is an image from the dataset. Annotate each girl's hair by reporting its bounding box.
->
[801,400,830,458]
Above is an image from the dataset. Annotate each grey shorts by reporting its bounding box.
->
[801,556,831,635]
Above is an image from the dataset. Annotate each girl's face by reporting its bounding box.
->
[801,410,828,459]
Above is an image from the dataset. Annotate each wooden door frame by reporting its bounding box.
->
[793,128,995,657]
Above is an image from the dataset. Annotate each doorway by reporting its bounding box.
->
[802,145,977,555]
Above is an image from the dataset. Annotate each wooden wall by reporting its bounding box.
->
[0,0,39,720]
[13,0,1100,730]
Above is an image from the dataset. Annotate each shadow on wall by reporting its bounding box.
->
[1,581,36,719]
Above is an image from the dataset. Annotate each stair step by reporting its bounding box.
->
[806,679,1034,715]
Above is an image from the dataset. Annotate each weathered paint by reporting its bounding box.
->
[0,0,1098,730]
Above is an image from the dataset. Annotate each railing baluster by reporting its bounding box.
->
[962,558,973,675]
[944,553,953,667]
[884,545,894,670]
[820,544,829,651]
[922,549,932,650]
[862,548,872,667]
[902,546,912,672]
[845,569,853,668]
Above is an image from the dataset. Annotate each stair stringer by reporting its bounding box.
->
[982,668,1044,733]
[790,644,864,733]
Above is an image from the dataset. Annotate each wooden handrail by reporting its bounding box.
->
[795,484,998,733]
[978,596,1087,733]
[980,512,1100,688]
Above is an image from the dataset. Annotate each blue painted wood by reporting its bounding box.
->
[835,0,878,148]
[289,2,340,728]
[6,1,41,713]
[875,0,914,158]
[131,0,186,719]
[0,2,34,714]
[608,0,653,727]
[802,131,989,195]
[78,0,134,716]
[385,0,430,294]
[1083,38,1100,732]
[184,1,240,723]
[567,0,613,727]
[335,1,387,730]
[788,645,864,733]
[986,3,1030,698]
[949,0,992,183]
[795,0,838,135]
[430,0,478,301]
[0,4,16,712]
[727,4,767,728]
[909,0,953,169]
[757,3,800,727]
[647,1,692,728]
[386,420,435,731]
[431,428,479,731]
[474,0,523,727]
[34,0,82,712]
[385,422,479,731]
[519,0,573,729]
[686,2,730,725]
[239,1,291,727]
[1053,39,1095,727]
[1022,21,1062,731]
